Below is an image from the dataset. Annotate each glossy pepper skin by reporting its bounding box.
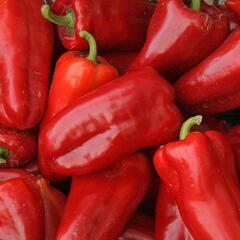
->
[0,0,53,130]
[0,169,66,240]
[226,0,240,16]
[129,0,229,81]
[156,184,193,240]
[40,31,118,182]
[0,176,45,239]
[41,0,156,51]
[39,67,183,178]
[154,117,240,240]
[175,28,240,114]
[56,153,152,240]
[0,127,37,168]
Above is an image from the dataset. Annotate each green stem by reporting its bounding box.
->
[41,4,76,33]
[0,146,8,164]
[79,31,97,63]
[189,0,201,11]
[179,115,203,140]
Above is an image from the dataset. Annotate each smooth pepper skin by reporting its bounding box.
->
[129,0,229,80]
[0,177,45,240]
[174,28,240,114]
[56,153,152,240]
[226,0,240,16]
[0,127,37,168]
[40,31,118,182]
[39,67,183,178]
[156,184,193,240]
[44,0,156,51]
[154,131,240,240]
[0,0,53,130]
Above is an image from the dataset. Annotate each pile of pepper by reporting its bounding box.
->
[1,0,240,239]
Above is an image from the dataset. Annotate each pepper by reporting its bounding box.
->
[0,127,37,168]
[41,0,156,51]
[0,0,53,130]
[129,0,229,81]
[156,184,193,240]
[154,116,240,239]
[226,0,240,16]
[56,153,152,240]
[39,67,183,178]
[40,30,118,182]
[174,27,240,114]
[0,169,66,240]
[101,50,138,76]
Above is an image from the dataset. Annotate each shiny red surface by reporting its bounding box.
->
[39,67,183,179]
[56,153,152,240]
[0,0,53,129]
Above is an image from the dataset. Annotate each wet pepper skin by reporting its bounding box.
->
[48,0,156,51]
[0,0,53,130]
[39,67,183,178]
[56,153,152,240]
[175,28,240,114]
[129,0,229,80]
[0,127,37,168]
[154,131,240,240]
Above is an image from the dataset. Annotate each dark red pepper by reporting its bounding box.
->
[226,0,240,16]
[56,153,152,240]
[0,0,53,130]
[39,67,183,179]
[174,27,240,114]
[154,116,240,239]
[129,0,229,81]
[41,0,156,51]
[0,127,37,168]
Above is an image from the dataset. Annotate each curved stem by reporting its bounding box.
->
[0,146,8,164]
[41,4,76,33]
[79,31,97,63]
[179,115,203,140]
[190,0,201,11]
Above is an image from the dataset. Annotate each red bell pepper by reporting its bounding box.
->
[23,159,40,176]
[41,0,156,51]
[0,127,37,168]
[39,67,183,179]
[101,51,138,76]
[226,0,240,16]
[154,116,240,239]
[156,184,193,240]
[0,169,66,239]
[56,153,152,240]
[0,0,53,130]
[0,176,45,239]
[129,0,229,81]
[40,31,118,182]
[174,27,240,114]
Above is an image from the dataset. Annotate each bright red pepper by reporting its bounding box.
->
[40,31,118,182]
[0,127,37,168]
[174,28,240,114]
[0,176,45,239]
[39,67,183,179]
[0,0,53,130]
[154,116,240,240]
[101,51,138,76]
[156,184,193,240]
[129,0,229,81]
[41,0,156,51]
[56,153,152,240]
[0,169,66,239]
[226,0,240,16]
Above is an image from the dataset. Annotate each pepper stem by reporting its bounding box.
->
[179,115,203,140]
[0,146,8,164]
[41,4,76,32]
[79,31,97,63]
[189,0,201,11]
